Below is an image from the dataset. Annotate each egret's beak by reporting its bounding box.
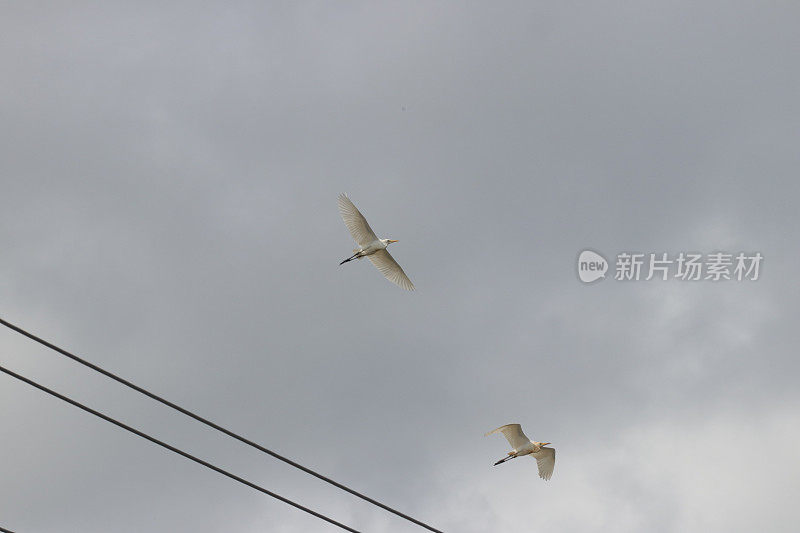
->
[387,239,398,243]
[543,442,551,446]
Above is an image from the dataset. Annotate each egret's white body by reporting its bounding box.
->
[337,194,414,291]
[485,423,555,480]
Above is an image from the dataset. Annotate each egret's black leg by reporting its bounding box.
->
[493,455,514,466]
[339,253,359,265]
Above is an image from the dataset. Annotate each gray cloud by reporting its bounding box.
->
[1,2,799,532]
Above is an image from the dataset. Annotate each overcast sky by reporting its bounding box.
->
[1,2,799,532]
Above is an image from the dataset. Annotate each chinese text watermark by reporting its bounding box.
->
[577,250,762,283]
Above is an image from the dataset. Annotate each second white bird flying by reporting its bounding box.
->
[486,423,555,480]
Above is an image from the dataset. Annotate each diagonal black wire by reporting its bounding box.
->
[0,316,443,533]
[0,364,361,533]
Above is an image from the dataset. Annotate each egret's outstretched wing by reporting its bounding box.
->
[532,447,555,480]
[485,424,530,450]
[368,250,415,291]
[338,194,378,246]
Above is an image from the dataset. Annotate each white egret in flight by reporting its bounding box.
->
[485,424,555,480]
[337,194,415,291]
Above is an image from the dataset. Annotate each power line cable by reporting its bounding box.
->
[0,316,443,533]
[0,364,361,533]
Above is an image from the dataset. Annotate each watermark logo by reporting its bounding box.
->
[578,250,763,283]
[577,250,609,283]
